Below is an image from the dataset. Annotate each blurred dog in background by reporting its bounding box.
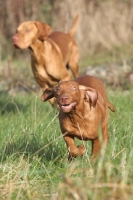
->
[12,15,79,105]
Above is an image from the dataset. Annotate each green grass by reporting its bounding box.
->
[0,89,133,200]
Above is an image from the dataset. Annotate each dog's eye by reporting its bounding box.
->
[56,87,60,92]
[26,28,31,33]
[72,86,77,90]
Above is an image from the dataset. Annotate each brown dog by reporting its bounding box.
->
[41,75,115,161]
[12,16,79,104]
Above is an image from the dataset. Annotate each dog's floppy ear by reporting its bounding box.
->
[35,21,52,41]
[41,87,55,102]
[79,85,98,107]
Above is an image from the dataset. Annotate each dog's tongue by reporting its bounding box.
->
[61,102,77,113]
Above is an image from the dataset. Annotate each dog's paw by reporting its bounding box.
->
[77,145,85,156]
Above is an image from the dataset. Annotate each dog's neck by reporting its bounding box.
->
[29,39,44,55]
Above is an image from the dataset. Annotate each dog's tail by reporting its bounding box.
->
[69,15,79,37]
[108,101,115,112]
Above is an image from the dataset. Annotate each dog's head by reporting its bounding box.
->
[12,21,52,49]
[41,81,98,113]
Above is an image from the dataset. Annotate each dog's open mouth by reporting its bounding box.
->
[13,43,20,49]
[60,102,77,112]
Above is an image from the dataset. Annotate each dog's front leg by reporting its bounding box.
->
[64,135,85,161]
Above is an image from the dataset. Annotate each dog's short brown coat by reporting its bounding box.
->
[12,16,79,104]
[41,75,115,161]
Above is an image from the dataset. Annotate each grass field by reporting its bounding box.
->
[0,87,133,200]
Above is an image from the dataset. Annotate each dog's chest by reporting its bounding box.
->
[60,112,99,140]
[35,65,48,79]
[31,61,59,87]
[32,63,48,81]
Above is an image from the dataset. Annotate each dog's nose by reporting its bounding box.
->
[12,36,18,42]
[60,96,69,102]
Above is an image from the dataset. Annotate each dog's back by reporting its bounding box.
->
[74,75,107,99]
[74,75,115,112]
[48,32,71,63]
